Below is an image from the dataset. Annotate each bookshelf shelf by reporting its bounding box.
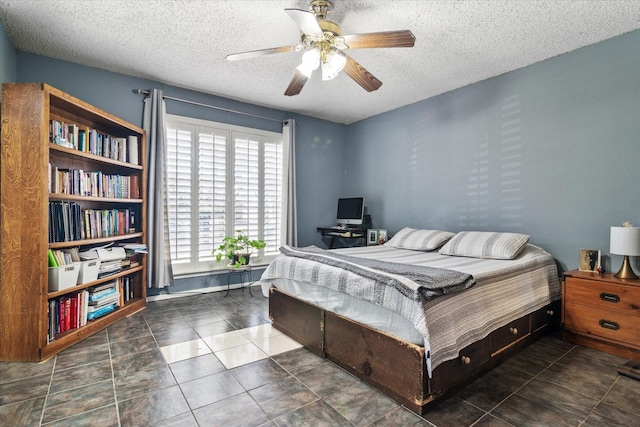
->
[49,143,144,170]
[0,83,148,362]
[49,193,144,203]
[48,232,145,249]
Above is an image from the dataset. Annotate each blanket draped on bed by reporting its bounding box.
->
[279,245,475,301]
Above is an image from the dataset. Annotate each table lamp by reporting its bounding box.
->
[610,226,640,280]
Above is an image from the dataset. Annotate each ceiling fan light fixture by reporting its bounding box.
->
[302,48,321,68]
[227,1,415,95]
[296,47,321,78]
[321,49,346,80]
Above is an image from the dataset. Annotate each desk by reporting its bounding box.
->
[317,227,368,249]
[225,265,253,297]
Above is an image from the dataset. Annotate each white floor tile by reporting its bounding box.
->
[214,342,269,369]
[159,338,212,364]
[240,323,283,341]
[253,333,303,356]
[201,330,251,352]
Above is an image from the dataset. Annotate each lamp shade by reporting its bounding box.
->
[610,226,640,256]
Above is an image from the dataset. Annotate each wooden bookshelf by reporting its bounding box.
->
[0,83,147,362]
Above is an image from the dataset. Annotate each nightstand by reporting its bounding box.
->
[562,269,640,360]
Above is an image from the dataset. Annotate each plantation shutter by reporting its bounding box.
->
[166,125,192,263]
[198,129,227,259]
[233,134,260,249]
[263,139,282,252]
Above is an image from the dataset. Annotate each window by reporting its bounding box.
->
[165,115,284,275]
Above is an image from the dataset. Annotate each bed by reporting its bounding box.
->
[259,229,561,414]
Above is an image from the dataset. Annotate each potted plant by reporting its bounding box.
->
[214,229,266,267]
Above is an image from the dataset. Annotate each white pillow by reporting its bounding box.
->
[386,227,455,251]
[439,231,530,260]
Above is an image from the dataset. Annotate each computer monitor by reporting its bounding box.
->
[336,197,365,226]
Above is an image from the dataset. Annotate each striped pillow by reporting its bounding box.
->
[386,228,455,251]
[439,231,530,260]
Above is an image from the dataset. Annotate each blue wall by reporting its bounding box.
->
[0,20,17,102]
[346,30,640,272]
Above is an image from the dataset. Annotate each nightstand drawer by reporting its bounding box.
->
[564,303,640,346]
[564,278,640,317]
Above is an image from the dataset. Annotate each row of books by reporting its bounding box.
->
[48,201,136,243]
[48,290,89,341]
[47,277,135,342]
[49,201,82,242]
[49,119,139,165]
[48,165,140,199]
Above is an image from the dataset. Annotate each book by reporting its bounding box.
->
[87,304,116,320]
[64,297,71,332]
[48,249,59,267]
[89,289,119,305]
[89,280,117,294]
[70,296,78,330]
[127,136,138,165]
[88,292,120,313]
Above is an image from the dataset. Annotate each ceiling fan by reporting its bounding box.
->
[225,0,416,96]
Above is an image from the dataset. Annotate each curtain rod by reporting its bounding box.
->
[132,89,285,124]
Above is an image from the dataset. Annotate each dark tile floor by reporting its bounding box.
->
[1,287,639,426]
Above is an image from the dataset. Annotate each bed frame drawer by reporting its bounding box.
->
[428,338,491,394]
[531,301,561,332]
[490,315,530,355]
[324,311,427,407]
[269,287,324,356]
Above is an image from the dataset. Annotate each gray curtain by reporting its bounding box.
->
[283,120,298,246]
[143,89,174,288]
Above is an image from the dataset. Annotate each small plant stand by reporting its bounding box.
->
[225,265,253,297]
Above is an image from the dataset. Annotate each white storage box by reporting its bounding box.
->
[48,263,81,292]
[77,260,100,284]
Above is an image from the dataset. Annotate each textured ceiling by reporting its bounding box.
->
[1,1,639,124]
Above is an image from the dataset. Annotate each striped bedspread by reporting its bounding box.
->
[260,243,561,375]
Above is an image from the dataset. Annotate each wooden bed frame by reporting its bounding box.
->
[269,286,561,414]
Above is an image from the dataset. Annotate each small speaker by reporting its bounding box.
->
[362,214,372,228]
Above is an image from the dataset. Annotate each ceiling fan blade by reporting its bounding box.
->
[342,55,382,92]
[285,9,324,38]
[340,30,415,49]
[284,70,309,96]
[226,45,300,61]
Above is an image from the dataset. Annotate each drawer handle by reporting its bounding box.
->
[509,327,518,335]
[546,309,554,316]
[461,356,471,365]
[599,319,620,331]
[600,293,620,303]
